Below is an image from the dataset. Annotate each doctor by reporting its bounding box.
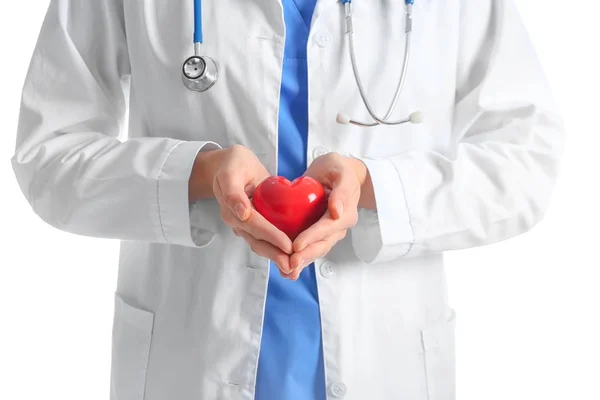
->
[12,0,564,399]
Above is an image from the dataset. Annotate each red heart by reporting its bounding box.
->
[252,176,328,240]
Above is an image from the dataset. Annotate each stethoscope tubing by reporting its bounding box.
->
[194,0,203,45]
[184,0,423,127]
[343,1,416,127]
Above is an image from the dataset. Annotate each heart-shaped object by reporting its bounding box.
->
[252,176,328,240]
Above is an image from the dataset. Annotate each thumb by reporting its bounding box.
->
[228,194,252,221]
[328,190,346,220]
[328,175,354,220]
[214,174,253,221]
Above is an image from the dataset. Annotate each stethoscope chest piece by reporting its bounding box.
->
[182,55,218,92]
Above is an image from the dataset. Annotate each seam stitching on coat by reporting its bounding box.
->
[156,141,185,244]
[389,158,416,257]
[141,319,155,400]
[420,331,434,399]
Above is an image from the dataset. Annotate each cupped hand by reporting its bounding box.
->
[286,153,366,280]
[199,145,294,275]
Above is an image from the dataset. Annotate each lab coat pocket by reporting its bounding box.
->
[110,294,155,400]
[421,310,457,400]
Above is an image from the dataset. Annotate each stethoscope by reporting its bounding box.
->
[181,0,219,92]
[182,0,423,128]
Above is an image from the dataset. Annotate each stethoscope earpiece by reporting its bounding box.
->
[182,55,218,92]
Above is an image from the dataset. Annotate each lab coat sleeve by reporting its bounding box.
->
[350,0,566,263]
[11,0,219,247]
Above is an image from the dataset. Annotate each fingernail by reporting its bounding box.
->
[235,203,247,220]
[274,262,287,274]
[278,264,291,274]
[297,243,307,252]
[294,259,305,270]
[293,268,302,280]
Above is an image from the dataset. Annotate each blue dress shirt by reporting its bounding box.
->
[254,0,326,399]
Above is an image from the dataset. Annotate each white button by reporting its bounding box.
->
[312,146,329,160]
[315,31,332,47]
[319,261,336,278]
[329,382,347,398]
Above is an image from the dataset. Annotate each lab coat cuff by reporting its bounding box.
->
[157,140,221,247]
[350,156,414,263]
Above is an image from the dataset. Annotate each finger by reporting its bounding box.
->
[236,230,293,273]
[279,268,296,280]
[221,206,293,254]
[290,230,347,273]
[293,212,341,252]
[288,267,304,281]
[241,210,293,254]
[244,172,269,198]
[214,170,253,221]
[283,264,304,281]
[328,172,360,220]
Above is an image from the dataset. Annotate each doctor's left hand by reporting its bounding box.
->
[287,153,370,280]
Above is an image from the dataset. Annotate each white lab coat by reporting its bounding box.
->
[12,0,564,399]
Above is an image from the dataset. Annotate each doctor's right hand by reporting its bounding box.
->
[190,145,294,274]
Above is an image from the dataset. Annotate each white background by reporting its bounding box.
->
[1,1,598,399]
